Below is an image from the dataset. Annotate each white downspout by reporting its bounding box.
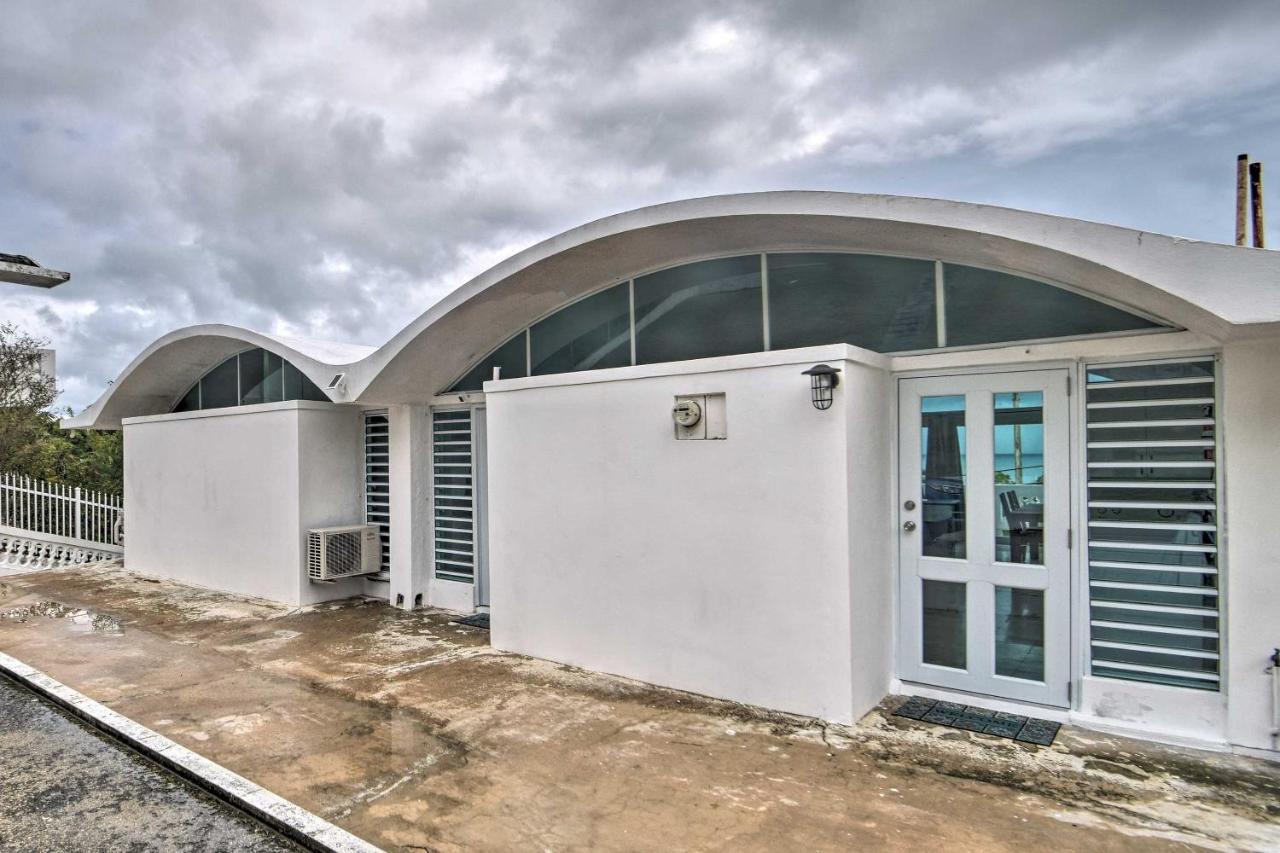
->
[1270,648,1280,748]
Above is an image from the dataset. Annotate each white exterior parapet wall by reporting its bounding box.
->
[484,344,893,724]
[122,401,373,607]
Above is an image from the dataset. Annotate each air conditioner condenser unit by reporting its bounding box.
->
[307,524,382,581]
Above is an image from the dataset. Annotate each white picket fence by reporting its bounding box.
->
[0,472,123,569]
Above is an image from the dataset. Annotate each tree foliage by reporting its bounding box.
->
[0,323,122,494]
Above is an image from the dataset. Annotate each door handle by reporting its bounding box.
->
[903,520,917,532]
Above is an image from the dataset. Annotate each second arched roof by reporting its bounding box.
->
[69,191,1280,424]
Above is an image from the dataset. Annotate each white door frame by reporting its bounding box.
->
[897,367,1072,707]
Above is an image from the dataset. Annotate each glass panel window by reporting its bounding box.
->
[921,395,966,558]
[283,361,303,401]
[172,349,325,412]
[994,391,1044,564]
[922,580,966,669]
[995,587,1044,681]
[768,253,936,352]
[531,283,630,375]
[634,255,762,364]
[199,354,239,410]
[239,348,266,406]
[173,383,200,412]
[450,332,528,392]
[262,351,284,403]
[944,264,1161,347]
[300,371,329,401]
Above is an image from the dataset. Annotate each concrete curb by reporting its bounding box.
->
[0,650,383,853]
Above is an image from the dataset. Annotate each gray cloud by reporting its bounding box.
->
[3,0,1279,412]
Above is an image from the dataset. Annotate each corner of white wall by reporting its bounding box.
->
[841,358,895,721]
[295,405,366,606]
[1221,338,1280,753]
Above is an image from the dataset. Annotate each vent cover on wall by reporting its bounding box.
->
[307,524,382,581]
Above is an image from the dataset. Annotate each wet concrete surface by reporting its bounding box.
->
[0,675,299,852]
[1,565,1278,852]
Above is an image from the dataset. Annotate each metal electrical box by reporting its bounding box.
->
[673,393,726,440]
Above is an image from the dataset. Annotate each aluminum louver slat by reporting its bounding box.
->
[1091,640,1219,659]
[1092,660,1219,682]
[1089,540,1217,553]
[1088,501,1215,510]
[1087,418,1214,429]
[1084,357,1220,691]
[1090,619,1218,638]
[1084,376,1213,390]
[1090,580,1218,596]
[1088,480,1215,489]
[1088,520,1216,532]
[1086,440,1215,449]
[1086,397,1215,409]
[1089,560,1218,575]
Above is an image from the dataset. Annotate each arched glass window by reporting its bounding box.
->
[447,252,1167,392]
[634,255,763,364]
[768,253,937,352]
[531,281,631,375]
[172,347,328,412]
[942,264,1161,346]
[449,332,528,393]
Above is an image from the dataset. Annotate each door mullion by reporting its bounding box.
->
[967,389,996,569]
[966,388,997,682]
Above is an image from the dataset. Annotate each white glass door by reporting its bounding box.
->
[898,369,1071,706]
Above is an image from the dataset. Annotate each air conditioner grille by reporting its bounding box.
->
[326,531,363,577]
[307,524,381,581]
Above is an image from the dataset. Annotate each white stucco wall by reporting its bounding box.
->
[485,345,893,723]
[123,401,366,606]
[1222,339,1280,755]
[387,404,427,610]
[843,361,895,718]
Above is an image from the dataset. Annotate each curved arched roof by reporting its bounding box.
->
[347,192,1280,404]
[71,192,1280,425]
[64,325,374,429]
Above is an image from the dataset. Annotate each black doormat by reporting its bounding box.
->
[892,696,1061,746]
[450,612,490,630]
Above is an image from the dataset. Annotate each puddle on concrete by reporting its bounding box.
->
[3,600,123,635]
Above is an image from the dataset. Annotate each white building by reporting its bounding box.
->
[66,192,1280,758]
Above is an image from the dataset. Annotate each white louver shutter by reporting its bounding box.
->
[1085,356,1220,690]
[432,409,475,582]
[363,411,390,572]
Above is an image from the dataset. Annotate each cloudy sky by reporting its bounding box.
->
[4,1,1280,412]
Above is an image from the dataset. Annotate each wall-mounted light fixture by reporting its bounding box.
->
[801,364,840,410]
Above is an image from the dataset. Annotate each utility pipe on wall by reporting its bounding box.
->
[1250,161,1265,249]
[1271,648,1280,747]
[1237,153,1249,246]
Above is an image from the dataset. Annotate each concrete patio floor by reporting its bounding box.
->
[1,566,1277,852]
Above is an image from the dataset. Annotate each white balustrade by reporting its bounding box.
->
[0,473,124,569]
[0,531,121,570]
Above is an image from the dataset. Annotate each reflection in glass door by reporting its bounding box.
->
[898,370,1070,707]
